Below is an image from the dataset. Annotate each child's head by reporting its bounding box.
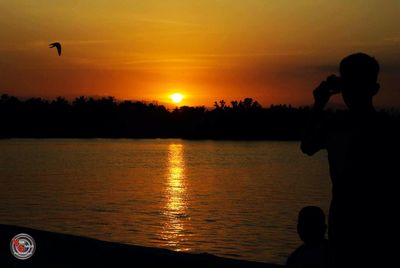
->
[339,53,380,111]
[297,206,326,244]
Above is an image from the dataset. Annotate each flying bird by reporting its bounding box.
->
[49,42,62,56]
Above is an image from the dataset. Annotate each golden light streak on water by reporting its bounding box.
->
[161,143,190,251]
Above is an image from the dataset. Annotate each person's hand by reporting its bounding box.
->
[312,75,340,110]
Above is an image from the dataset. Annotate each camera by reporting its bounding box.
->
[326,75,343,93]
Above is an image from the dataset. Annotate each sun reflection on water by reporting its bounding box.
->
[161,143,190,251]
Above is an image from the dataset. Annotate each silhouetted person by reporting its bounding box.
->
[286,206,329,268]
[301,53,399,267]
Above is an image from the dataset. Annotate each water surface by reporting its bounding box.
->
[0,139,330,264]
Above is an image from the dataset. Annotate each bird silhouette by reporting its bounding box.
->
[49,42,62,56]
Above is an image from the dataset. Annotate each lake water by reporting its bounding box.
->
[0,139,330,265]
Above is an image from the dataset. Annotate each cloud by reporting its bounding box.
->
[383,36,400,44]
[30,40,116,47]
[0,40,116,52]
[131,16,200,27]
[380,62,400,74]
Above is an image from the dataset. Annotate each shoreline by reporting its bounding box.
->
[0,224,283,268]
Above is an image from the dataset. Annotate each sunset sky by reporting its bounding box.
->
[0,0,399,107]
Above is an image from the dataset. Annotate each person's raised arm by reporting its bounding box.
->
[301,76,339,155]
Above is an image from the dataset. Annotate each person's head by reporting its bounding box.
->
[297,206,326,244]
[339,53,380,111]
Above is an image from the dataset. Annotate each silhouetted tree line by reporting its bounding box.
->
[1,94,399,140]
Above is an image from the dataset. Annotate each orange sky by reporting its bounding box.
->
[0,0,399,107]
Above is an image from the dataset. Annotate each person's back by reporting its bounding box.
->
[286,206,329,268]
[326,110,397,267]
[301,53,399,267]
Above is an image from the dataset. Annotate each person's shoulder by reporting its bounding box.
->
[286,244,306,267]
[313,109,342,131]
[325,110,347,126]
[316,110,348,135]
[374,111,400,139]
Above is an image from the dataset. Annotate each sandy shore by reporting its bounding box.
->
[0,224,283,268]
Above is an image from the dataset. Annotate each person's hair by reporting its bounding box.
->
[339,53,379,83]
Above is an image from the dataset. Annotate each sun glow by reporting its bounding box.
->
[170,93,184,104]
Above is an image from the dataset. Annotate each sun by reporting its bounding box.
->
[170,93,184,104]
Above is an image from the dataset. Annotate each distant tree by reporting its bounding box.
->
[214,100,226,110]
[1,93,398,140]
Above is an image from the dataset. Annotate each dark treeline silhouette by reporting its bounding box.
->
[1,94,399,139]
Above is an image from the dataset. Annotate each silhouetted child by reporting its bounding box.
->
[286,206,329,268]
